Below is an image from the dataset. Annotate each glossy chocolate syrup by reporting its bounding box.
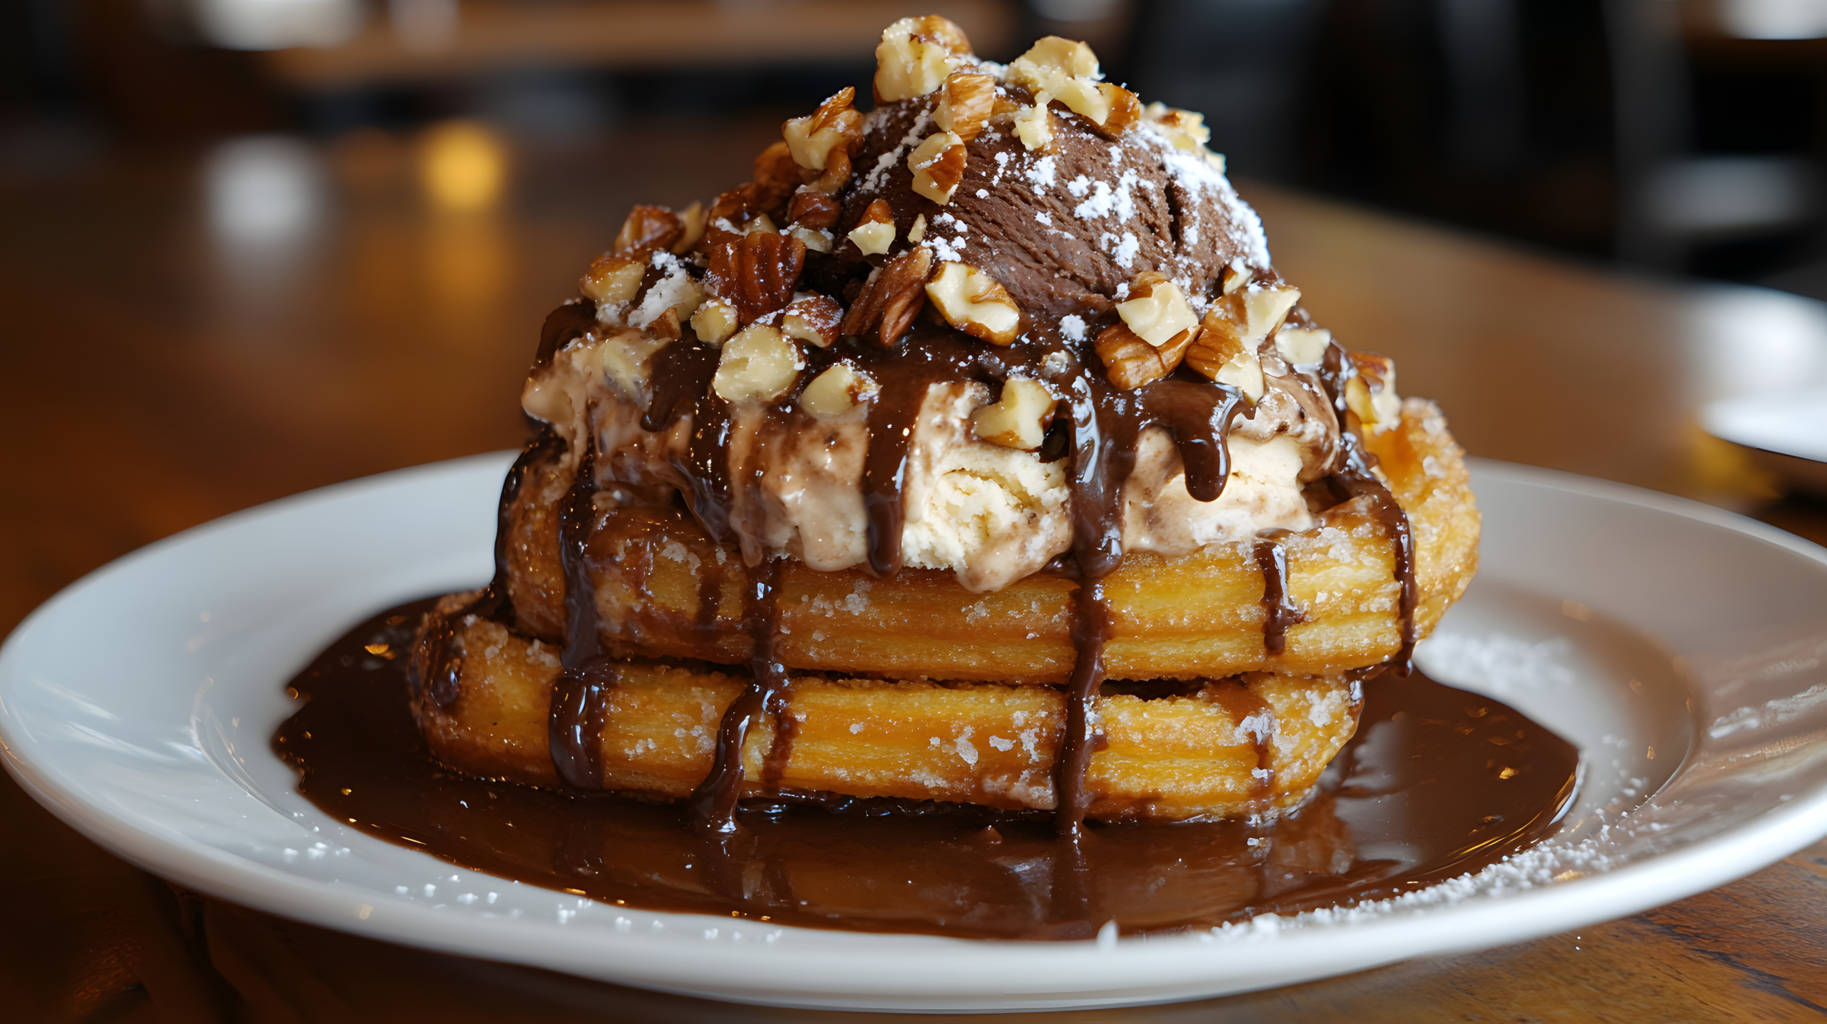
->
[274,600,1579,940]
[1254,535,1304,656]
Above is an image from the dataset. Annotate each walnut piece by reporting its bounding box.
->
[613,205,683,255]
[690,298,739,346]
[783,87,864,192]
[907,213,928,243]
[840,246,933,347]
[972,378,1056,450]
[1345,351,1401,432]
[799,362,878,419]
[926,261,1020,345]
[1006,36,1135,131]
[712,323,802,402]
[847,199,896,256]
[908,130,967,204]
[1014,92,1055,151]
[781,294,842,348]
[1143,102,1211,151]
[673,201,707,254]
[1185,290,1295,401]
[596,327,671,397]
[874,15,973,103]
[934,72,996,141]
[1115,272,1197,347]
[1095,322,1194,390]
[580,253,645,307]
[1274,326,1331,366]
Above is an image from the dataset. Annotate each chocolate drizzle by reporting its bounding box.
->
[1319,345,1419,674]
[546,437,608,789]
[685,557,790,833]
[1254,535,1303,656]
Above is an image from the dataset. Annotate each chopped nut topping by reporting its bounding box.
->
[706,183,770,238]
[1274,326,1332,366]
[907,213,928,243]
[934,72,996,141]
[705,230,807,323]
[580,253,646,307]
[1098,83,1143,134]
[847,199,897,256]
[787,187,842,232]
[874,15,973,103]
[613,205,684,255]
[752,141,806,208]
[908,130,967,204]
[1143,102,1211,151]
[1345,351,1401,432]
[1015,36,1099,78]
[673,201,707,254]
[799,361,878,419]
[596,327,671,397]
[972,378,1056,450]
[788,225,832,252]
[840,246,933,347]
[1115,272,1197,347]
[1185,302,1275,401]
[926,261,1021,345]
[781,294,843,348]
[783,87,864,192]
[712,323,802,402]
[690,298,739,346]
[1095,322,1193,390]
[1014,92,1055,151]
[1220,261,1252,295]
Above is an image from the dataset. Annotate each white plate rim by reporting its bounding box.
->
[3,455,1826,1008]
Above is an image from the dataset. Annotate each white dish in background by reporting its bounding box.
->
[3,455,1826,1012]
[1704,389,1827,494]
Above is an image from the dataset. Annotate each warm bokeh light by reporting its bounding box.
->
[418,121,507,212]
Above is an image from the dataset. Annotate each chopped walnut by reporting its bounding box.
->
[673,201,707,254]
[596,327,672,397]
[690,298,739,346]
[1185,288,1297,402]
[1014,92,1055,152]
[1144,102,1211,151]
[783,87,864,192]
[781,294,843,348]
[613,205,683,255]
[799,361,878,419]
[847,199,897,256]
[580,253,646,307]
[1115,272,1197,347]
[907,213,928,243]
[712,323,802,403]
[934,72,996,141]
[1345,351,1401,432]
[874,15,973,103]
[908,130,967,204]
[840,246,933,347]
[971,378,1056,450]
[1274,326,1331,366]
[926,261,1020,346]
[752,140,806,208]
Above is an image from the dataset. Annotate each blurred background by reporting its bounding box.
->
[4,0,1825,298]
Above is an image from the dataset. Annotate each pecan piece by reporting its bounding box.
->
[706,230,807,323]
[787,186,843,232]
[840,246,934,347]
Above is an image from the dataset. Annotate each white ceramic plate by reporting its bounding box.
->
[1703,389,1827,495]
[4,456,1827,1012]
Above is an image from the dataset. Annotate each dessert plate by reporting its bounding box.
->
[4,455,1826,1012]
[1703,389,1827,495]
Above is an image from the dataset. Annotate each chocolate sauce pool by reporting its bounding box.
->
[273,599,1579,940]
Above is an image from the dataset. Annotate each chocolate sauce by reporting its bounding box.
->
[1254,535,1304,655]
[414,428,561,709]
[546,438,606,789]
[685,558,790,833]
[276,600,1579,940]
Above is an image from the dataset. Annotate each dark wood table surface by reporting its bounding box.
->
[4,118,1825,1021]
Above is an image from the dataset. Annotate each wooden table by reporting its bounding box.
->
[3,119,1825,1021]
